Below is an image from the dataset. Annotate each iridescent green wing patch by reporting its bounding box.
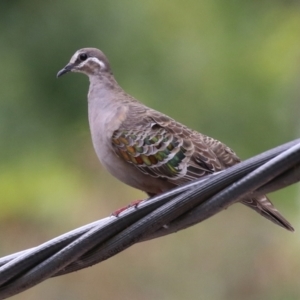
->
[112,126,190,179]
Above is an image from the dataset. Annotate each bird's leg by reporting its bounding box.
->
[111,200,144,216]
[111,192,157,217]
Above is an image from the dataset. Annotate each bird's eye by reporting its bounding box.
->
[79,53,88,61]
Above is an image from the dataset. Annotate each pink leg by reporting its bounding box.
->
[111,199,143,217]
[111,192,160,217]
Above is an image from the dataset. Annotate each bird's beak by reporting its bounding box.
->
[56,63,75,78]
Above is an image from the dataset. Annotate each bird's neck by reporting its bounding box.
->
[87,74,128,139]
[88,74,125,115]
[88,73,122,103]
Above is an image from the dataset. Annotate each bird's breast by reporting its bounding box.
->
[87,102,171,194]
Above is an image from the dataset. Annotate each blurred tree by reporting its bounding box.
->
[0,1,300,299]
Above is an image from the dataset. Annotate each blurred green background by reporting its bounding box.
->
[1,1,300,299]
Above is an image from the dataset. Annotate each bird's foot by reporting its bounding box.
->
[112,199,143,217]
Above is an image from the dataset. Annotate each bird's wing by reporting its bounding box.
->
[111,107,294,231]
[111,108,240,185]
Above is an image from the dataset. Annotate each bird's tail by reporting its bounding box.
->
[241,196,294,232]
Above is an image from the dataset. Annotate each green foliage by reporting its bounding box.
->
[0,1,300,299]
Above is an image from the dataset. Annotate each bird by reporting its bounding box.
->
[57,48,294,231]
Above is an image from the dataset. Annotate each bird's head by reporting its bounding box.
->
[57,48,111,78]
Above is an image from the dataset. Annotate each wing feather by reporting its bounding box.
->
[111,106,294,231]
[111,109,238,185]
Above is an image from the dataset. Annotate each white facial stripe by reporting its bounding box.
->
[70,51,80,64]
[70,52,106,70]
[83,57,106,69]
[70,54,105,70]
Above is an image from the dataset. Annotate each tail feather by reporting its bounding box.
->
[241,196,294,232]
